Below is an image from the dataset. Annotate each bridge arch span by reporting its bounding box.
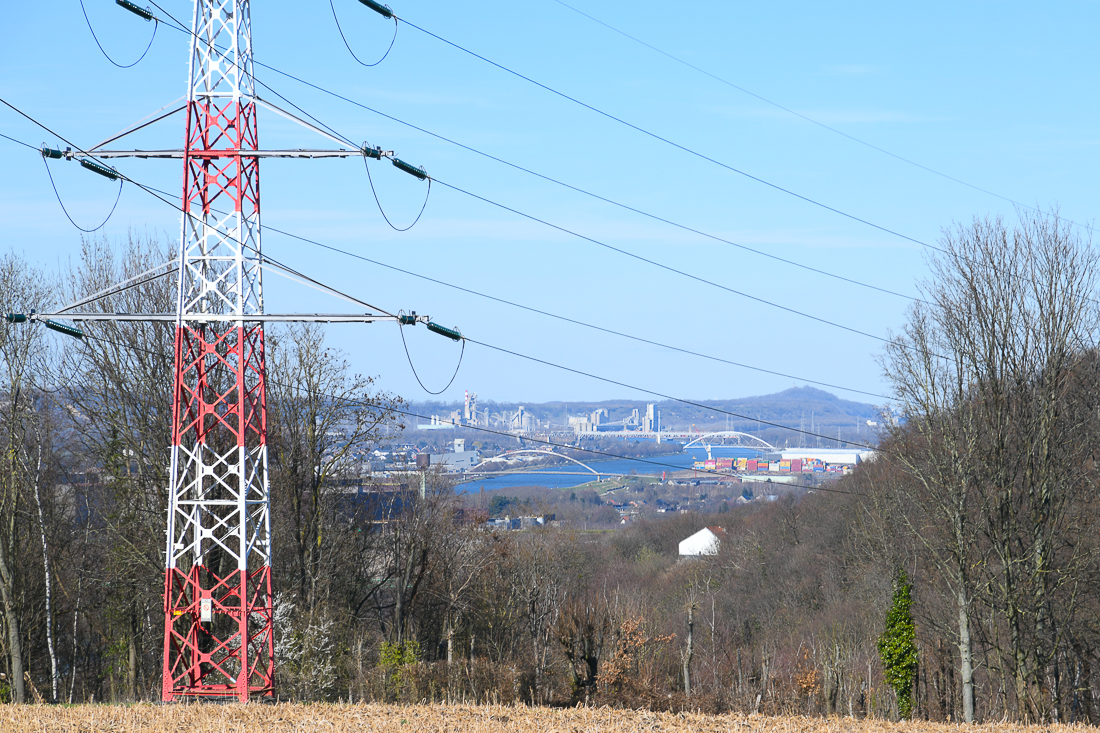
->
[470,449,601,474]
[682,432,775,451]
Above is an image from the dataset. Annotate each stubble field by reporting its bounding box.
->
[0,703,1092,733]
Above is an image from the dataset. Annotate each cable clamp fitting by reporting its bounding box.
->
[41,145,74,161]
[361,143,393,160]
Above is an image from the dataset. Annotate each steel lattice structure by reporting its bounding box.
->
[162,0,272,702]
[16,0,436,704]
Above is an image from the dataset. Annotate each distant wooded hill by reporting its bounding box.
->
[411,386,883,447]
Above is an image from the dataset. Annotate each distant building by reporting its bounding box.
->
[768,448,877,465]
[484,514,554,531]
[428,440,480,472]
[464,391,480,426]
[416,414,457,430]
[679,526,726,557]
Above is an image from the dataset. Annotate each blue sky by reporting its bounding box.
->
[1,1,1097,407]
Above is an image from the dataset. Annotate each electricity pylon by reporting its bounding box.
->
[18,0,437,702]
[159,0,275,701]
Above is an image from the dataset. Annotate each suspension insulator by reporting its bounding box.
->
[41,146,65,160]
[427,322,462,341]
[116,0,154,21]
[358,0,394,19]
[4,314,28,324]
[44,320,84,339]
[392,158,427,180]
[79,158,120,181]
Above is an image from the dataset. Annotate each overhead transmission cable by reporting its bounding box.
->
[462,335,877,449]
[0,114,893,400]
[0,117,884,448]
[140,0,430,231]
[0,132,37,150]
[64,12,919,338]
[67,329,867,496]
[548,0,1093,235]
[430,176,897,346]
[80,0,159,68]
[328,0,398,66]
[128,176,889,401]
[362,154,431,231]
[2,95,908,362]
[398,310,464,395]
[253,55,915,299]
[392,14,938,252]
[135,3,917,301]
[42,5,912,343]
[40,152,123,233]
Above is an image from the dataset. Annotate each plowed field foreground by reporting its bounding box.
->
[0,703,1089,733]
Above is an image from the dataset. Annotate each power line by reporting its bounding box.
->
[40,155,123,233]
[3,89,908,350]
[66,329,866,497]
[246,58,917,302]
[0,126,891,400]
[143,176,891,401]
[139,9,917,302]
[431,176,898,346]
[0,112,883,452]
[464,337,876,450]
[0,132,37,150]
[328,0,398,67]
[548,0,1094,235]
[79,0,159,69]
[395,15,940,253]
[254,222,894,401]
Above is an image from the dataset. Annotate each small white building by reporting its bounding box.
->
[773,448,877,465]
[429,449,480,472]
[679,526,725,558]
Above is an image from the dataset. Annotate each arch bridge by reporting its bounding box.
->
[469,449,602,475]
[682,432,776,451]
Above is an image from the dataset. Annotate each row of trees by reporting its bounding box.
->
[1,213,1099,723]
[866,211,1100,723]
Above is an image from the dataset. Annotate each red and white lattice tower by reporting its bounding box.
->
[163,0,272,702]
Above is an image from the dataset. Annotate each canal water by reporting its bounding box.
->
[456,444,763,492]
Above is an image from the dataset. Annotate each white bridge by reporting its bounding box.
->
[586,430,775,451]
[468,449,605,476]
[681,432,775,450]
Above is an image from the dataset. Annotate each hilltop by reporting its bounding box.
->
[411,386,882,447]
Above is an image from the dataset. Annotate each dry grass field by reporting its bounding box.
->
[0,703,1093,733]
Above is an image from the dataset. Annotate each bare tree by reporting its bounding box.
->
[267,323,402,615]
[0,253,52,703]
[880,212,1100,722]
[499,530,578,702]
[58,233,176,700]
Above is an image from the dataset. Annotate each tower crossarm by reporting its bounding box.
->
[21,312,428,323]
[91,149,366,158]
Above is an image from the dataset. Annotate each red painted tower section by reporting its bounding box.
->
[162,0,274,702]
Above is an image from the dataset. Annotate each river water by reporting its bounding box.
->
[456,444,762,492]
